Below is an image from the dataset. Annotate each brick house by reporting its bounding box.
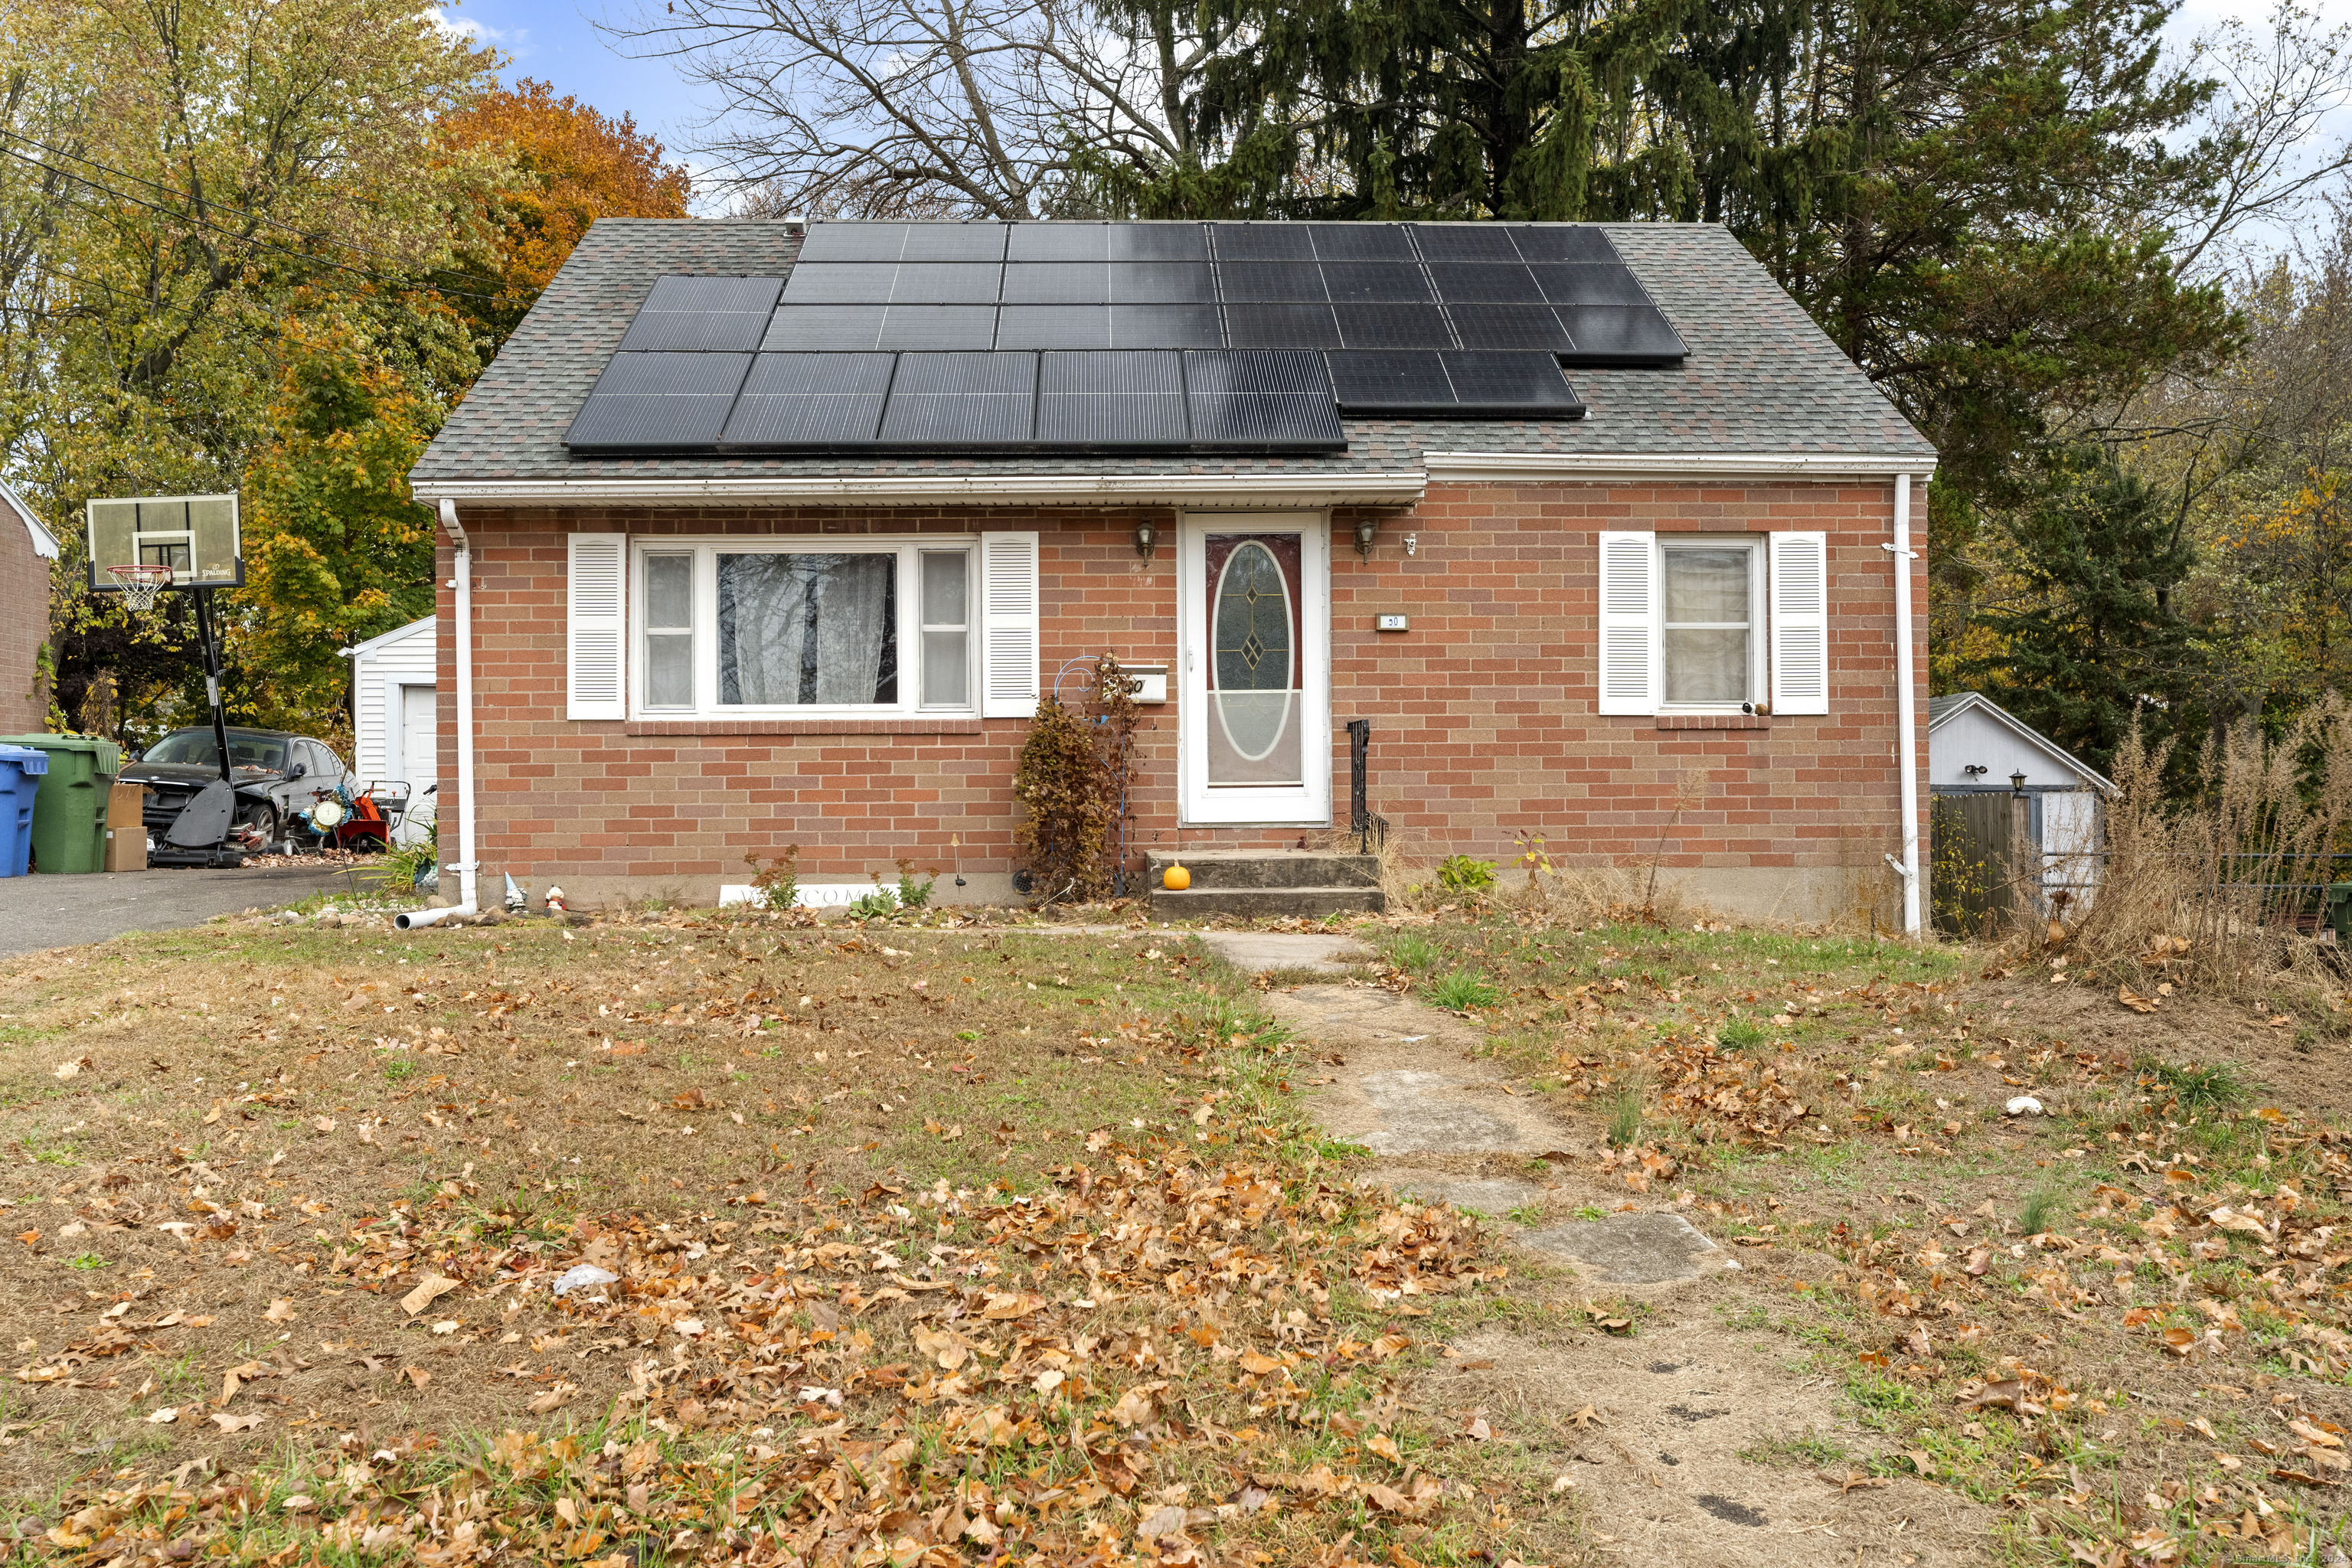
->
[409,219,1936,926]
[0,479,60,733]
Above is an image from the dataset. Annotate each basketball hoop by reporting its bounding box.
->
[106,563,174,612]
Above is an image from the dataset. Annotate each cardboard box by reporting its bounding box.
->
[105,782,147,871]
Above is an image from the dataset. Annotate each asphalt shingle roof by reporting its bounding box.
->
[412,220,1935,489]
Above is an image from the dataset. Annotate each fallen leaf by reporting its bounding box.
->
[264,1298,296,1324]
[401,1366,430,1389]
[400,1276,459,1316]
[211,1411,264,1433]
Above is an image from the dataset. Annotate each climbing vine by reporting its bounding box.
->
[1012,654,1142,903]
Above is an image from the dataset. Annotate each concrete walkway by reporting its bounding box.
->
[0,864,361,959]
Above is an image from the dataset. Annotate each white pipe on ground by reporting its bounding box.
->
[436,499,479,922]
[394,906,468,929]
[1893,475,1922,936]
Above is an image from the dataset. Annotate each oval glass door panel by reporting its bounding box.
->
[1207,535,1302,786]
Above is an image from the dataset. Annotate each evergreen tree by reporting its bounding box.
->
[1965,456,2200,774]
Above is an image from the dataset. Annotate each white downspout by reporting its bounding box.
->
[400,499,479,926]
[1893,475,1922,936]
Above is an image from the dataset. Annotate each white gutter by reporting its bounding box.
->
[1423,451,1937,481]
[1891,476,1922,936]
[426,498,479,920]
[410,472,1429,509]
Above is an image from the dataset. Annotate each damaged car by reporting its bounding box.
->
[122,727,349,856]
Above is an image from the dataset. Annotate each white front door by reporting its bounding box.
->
[1178,513,1330,826]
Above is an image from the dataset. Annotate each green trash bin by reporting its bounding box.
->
[0,735,123,874]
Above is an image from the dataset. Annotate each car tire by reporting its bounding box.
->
[239,803,278,851]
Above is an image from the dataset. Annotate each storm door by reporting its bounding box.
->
[1177,514,1329,825]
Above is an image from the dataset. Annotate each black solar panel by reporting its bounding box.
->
[1439,351,1583,411]
[1308,223,1415,260]
[1446,302,1573,351]
[1333,303,1454,348]
[1108,263,1214,303]
[1220,261,1327,302]
[892,263,1001,304]
[1508,225,1618,263]
[1183,351,1343,446]
[1426,262,1546,303]
[1001,263,1109,305]
[1211,224,1315,260]
[1109,224,1210,261]
[619,276,782,351]
[1557,305,1689,364]
[877,351,1037,443]
[874,306,998,351]
[1008,224,1109,262]
[897,222,1008,261]
[721,353,893,446]
[796,223,910,262]
[1410,224,1522,262]
[1226,302,1341,348]
[995,306,1113,350]
[1531,262,1649,306]
[565,352,752,450]
[1036,351,1188,444]
[1325,351,1455,411]
[1321,262,1433,303]
[764,304,890,351]
[780,263,897,303]
[1108,303,1223,348]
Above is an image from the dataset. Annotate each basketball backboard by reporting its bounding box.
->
[87,494,241,591]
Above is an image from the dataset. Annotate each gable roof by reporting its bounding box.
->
[1926,691,2112,791]
[412,220,1936,505]
[0,479,59,560]
[342,616,436,659]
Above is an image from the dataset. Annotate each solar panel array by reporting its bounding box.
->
[567,222,1681,453]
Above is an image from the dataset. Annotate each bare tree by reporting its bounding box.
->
[602,0,1238,217]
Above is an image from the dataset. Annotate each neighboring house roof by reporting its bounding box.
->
[412,220,1936,501]
[343,616,436,660]
[0,479,59,560]
[1926,691,2112,792]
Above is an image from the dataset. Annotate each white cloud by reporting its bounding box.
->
[427,7,524,47]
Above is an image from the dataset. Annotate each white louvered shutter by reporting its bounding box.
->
[566,532,626,720]
[1768,531,1830,715]
[978,531,1040,717]
[1596,531,1658,715]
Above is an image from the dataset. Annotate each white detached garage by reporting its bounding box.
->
[345,616,437,844]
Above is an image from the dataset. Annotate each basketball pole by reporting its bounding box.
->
[189,585,233,791]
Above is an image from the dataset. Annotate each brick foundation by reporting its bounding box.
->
[434,479,1928,922]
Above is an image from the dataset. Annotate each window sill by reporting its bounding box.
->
[626,716,986,737]
[1654,713,1772,730]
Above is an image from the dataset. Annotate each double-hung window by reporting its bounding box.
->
[629,540,978,716]
[1596,530,1829,716]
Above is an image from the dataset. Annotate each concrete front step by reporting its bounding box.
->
[1150,884,1387,919]
[1145,849,1380,890]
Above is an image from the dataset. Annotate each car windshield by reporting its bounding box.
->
[143,731,286,774]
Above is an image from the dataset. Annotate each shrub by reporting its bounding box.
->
[743,844,801,911]
[1012,655,1142,903]
[1436,855,1496,893]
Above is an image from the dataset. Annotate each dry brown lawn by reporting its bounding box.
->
[0,911,1561,1566]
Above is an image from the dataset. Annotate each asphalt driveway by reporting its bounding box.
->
[0,864,366,959]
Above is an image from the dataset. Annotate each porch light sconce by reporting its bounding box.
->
[1134,521,1158,561]
[1354,519,1378,559]
[2010,769,2028,796]
[1962,764,1988,778]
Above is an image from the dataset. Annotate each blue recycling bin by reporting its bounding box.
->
[0,743,46,877]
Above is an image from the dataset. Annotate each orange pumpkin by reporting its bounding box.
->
[1161,863,1191,891]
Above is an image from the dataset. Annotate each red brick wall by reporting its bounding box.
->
[434,478,1928,918]
[0,524,51,733]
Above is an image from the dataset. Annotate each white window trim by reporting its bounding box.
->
[628,535,980,720]
[1656,535,1766,714]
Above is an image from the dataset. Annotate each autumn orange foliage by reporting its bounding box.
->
[440,78,692,341]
